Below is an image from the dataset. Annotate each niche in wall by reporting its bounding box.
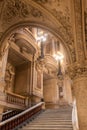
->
[14,61,31,96]
[5,47,31,96]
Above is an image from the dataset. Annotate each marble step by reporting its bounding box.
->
[36,117,72,119]
[26,125,72,128]
[29,122,72,125]
[32,120,72,123]
[33,118,72,121]
[24,125,72,127]
[20,128,73,130]
[36,115,72,117]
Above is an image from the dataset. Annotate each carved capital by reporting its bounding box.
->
[67,62,87,80]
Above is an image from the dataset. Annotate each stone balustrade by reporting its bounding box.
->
[6,91,27,107]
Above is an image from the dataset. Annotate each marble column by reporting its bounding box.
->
[73,76,87,130]
[68,63,87,130]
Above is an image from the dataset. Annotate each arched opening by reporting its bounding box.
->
[0,24,73,109]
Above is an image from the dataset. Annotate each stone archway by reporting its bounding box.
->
[0,0,76,63]
[0,22,72,64]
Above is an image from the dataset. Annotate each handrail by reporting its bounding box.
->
[2,110,22,121]
[72,98,79,130]
[0,102,44,130]
[2,110,12,116]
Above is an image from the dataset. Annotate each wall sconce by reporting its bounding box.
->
[53,51,64,78]
[36,33,47,60]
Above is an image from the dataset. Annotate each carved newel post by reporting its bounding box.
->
[68,62,87,130]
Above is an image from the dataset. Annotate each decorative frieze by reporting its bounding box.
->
[67,62,87,79]
[2,0,44,25]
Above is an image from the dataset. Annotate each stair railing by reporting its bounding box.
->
[72,98,79,130]
[0,102,44,130]
[2,110,22,121]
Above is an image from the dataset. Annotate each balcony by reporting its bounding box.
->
[0,91,29,110]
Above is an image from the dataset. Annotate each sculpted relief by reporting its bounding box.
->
[5,62,15,90]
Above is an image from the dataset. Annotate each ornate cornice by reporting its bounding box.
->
[67,62,87,80]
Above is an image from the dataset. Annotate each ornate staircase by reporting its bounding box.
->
[20,106,73,130]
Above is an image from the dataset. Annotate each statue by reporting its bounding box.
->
[5,62,15,89]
